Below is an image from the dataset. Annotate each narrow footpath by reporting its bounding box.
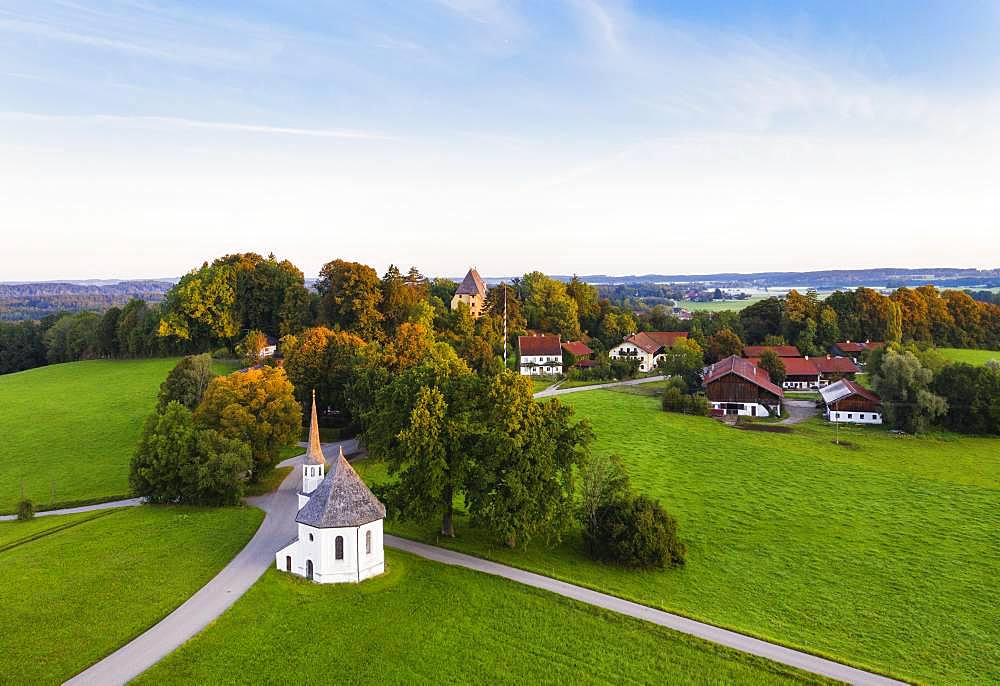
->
[54,443,905,686]
[533,374,665,398]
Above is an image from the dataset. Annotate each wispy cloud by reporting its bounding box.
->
[0,111,396,140]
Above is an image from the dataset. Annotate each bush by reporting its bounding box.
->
[583,495,686,569]
[661,377,710,416]
[17,498,35,521]
[211,347,231,359]
[158,353,215,411]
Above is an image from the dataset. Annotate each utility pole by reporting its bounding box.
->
[503,283,508,367]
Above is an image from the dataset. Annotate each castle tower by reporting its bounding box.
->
[301,390,326,499]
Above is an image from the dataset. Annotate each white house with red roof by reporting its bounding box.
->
[608,331,688,372]
[518,334,563,376]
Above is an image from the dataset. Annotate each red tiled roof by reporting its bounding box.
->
[455,268,486,297]
[834,340,883,353]
[562,341,593,357]
[518,334,563,357]
[703,355,784,398]
[746,357,819,377]
[812,355,860,374]
[622,331,688,354]
[743,345,800,358]
[574,359,598,368]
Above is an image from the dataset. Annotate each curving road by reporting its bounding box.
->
[55,440,904,686]
[533,375,665,398]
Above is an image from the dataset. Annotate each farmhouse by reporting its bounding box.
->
[608,331,688,372]
[562,340,594,368]
[451,267,487,318]
[811,355,860,383]
[747,356,820,390]
[819,379,883,424]
[743,345,801,358]
[703,355,783,417]
[519,334,563,376]
[830,339,883,362]
[276,392,386,584]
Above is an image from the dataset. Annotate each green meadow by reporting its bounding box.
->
[134,552,827,686]
[0,505,262,684]
[0,358,238,512]
[356,390,1000,685]
[938,347,1000,366]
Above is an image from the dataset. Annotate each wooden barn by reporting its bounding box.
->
[703,355,783,417]
[819,379,882,424]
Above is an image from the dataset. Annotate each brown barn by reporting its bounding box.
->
[703,355,783,417]
[819,379,882,424]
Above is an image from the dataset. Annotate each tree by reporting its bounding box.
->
[657,338,704,392]
[932,363,1000,435]
[577,453,631,532]
[0,321,46,374]
[566,275,601,334]
[281,326,367,414]
[158,263,239,345]
[739,297,783,344]
[97,307,121,357]
[194,367,302,481]
[238,329,270,367]
[583,495,686,569]
[816,306,840,349]
[158,354,216,411]
[130,401,251,505]
[467,374,592,547]
[757,350,786,386]
[519,271,581,339]
[381,264,424,335]
[316,259,384,340]
[872,349,947,433]
[706,328,743,363]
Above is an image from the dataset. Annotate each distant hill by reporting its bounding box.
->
[0,281,175,321]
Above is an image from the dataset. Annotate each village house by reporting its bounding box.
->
[703,355,783,417]
[747,356,820,390]
[811,355,860,384]
[518,334,563,376]
[450,267,487,318]
[830,340,883,363]
[743,344,801,358]
[562,340,594,369]
[819,379,883,424]
[259,336,278,359]
[608,331,688,372]
[275,392,386,584]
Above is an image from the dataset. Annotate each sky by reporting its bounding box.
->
[1,0,999,281]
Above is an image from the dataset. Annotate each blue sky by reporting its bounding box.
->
[2,1,998,279]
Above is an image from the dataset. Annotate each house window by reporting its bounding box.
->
[366,530,372,555]
[308,533,314,542]
[335,536,344,560]
[847,413,853,419]
[860,414,865,419]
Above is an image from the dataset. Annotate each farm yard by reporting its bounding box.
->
[0,505,262,684]
[132,551,826,686]
[0,358,239,513]
[355,390,1000,685]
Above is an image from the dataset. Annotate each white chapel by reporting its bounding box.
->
[275,391,386,583]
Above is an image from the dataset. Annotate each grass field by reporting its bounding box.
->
[0,358,239,512]
[938,347,1000,366]
[529,377,559,393]
[356,391,1000,684]
[134,552,827,686]
[0,505,263,684]
[677,295,767,312]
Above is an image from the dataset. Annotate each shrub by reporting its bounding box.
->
[661,385,685,412]
[583,495,686,569]
[578,454,631,531]
[158,353,215,411]
[211,347,231,359]
[17,498,35,521]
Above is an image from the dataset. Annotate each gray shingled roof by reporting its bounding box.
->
[295,451,386,528]
[455,268,486,297]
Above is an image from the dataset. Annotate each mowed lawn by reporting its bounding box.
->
[357,391,1000,685]
[0,505,262,685]
[0,358,238,512]
[938,347,1000,366]
[134,552,827,686]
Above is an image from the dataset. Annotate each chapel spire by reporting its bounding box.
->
[306,389,326,465]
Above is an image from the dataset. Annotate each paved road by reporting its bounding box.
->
[61,448,311,686]
[782,399,820,425]
[0,497,144,522]
[386,535,905,686]
[533,375,665,398]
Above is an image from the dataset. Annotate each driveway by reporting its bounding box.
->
[781,399,819,425]
[534,375,665,398]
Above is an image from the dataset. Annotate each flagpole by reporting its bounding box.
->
[503,283,508,367]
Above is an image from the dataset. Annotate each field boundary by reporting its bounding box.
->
[0,509,117,554]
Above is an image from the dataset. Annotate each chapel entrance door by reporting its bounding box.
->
[306,559,314,580]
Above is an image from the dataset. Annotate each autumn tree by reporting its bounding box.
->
[519,271,582,339]
[238,329,270,367]
[158,263,240,345]
[316,259,384,340]
[566,275,601,334]
[281,326,367,414]
[657,337,705,391]
[706,328,743,363]
[194,366,301,481]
